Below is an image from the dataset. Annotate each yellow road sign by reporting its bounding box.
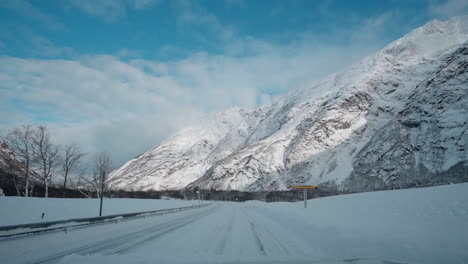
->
[289,185,317,190]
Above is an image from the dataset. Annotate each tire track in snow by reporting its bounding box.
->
[257,221,292,256]
[241,207,268,256]
[91,205,218,255]
[249,206,320,256]
[247,219,267,256]
[214,205,235,255]
[243,206,293,257]
[25,205,217,264]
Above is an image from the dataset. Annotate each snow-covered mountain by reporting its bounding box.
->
[107,16,468,192]
[0,138,40,194]
[0,139,24,177]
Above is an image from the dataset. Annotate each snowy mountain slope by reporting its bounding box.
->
[0,139,28,179]
[0,139,15,171]
[345,42,468,192]
[0,138,40,194]
[107,16,468,192]
[108,108,270,190]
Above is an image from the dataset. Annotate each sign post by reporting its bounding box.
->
[288,185,317,209]
[303,189,307,208]
[99,170,105,217]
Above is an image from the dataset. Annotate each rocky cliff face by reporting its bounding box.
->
[345,43,468,192]
[107,16,468,192]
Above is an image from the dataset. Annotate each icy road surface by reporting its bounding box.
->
[1,183,468,264]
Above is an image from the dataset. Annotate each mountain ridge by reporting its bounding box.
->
[107,16,468,192]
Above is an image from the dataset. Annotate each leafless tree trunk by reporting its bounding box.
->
[67,166,92,198]
[32,126,60,198]
[5,125,34,197]
[76,186,94,198]
[61,144,86,197]
[3,148,21,196]
[74,152,112,198]
[76,174,99,198]
[29,183,35,197]
[94,152,112,198]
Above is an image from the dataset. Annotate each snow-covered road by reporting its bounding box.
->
[0,204,216,264]
[0,203,400,264]
[1,184,468,264]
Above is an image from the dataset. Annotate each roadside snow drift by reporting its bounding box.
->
[0,197,194,226]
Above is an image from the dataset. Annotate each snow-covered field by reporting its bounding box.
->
[0,197,195,226]
[0,183,467,264]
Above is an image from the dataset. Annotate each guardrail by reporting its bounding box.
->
[0,203,211,238]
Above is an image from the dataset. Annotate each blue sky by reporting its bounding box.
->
[1,0,467,168]
[0,0,456,59]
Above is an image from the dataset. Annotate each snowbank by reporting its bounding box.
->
[0,197,195,226]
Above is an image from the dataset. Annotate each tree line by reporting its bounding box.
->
[1,125,348,201]
[1,124,112,198]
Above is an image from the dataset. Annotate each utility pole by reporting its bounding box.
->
[99,170,105,217]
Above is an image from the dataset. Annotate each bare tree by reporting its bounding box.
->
[93,152,112,198]
[77,174,100,198]
[74,166,95,198]
[94,152,112,176]
[75,152,112,198]
[1,140,22,196]
[5,151,21,196]
[5,125,34,197]
[32,126,60,198]
[61,144,86,196]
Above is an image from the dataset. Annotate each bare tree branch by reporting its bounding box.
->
[31,125,60,198]
[73,152,112,199]
[93,152,112,198]
[5,125,34,197]
[76,174,98,198]
[61,144,86,196]
[1,140,22,196]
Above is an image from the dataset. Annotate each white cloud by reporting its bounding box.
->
[175,0,237,43]
[270,6,282,17]
[0,55,201,167]
[116,48,144,58]
[0,32,384,168]
[68,0,126,22]
[350,11,399,44]
[129,0,160,10]
[67,0,160,22]
[0,0,65,31]
[29,35,74,57]
[429,0,468,18]
[0,22,74,57]
[224,0,246,8]
[0,8,402,168]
